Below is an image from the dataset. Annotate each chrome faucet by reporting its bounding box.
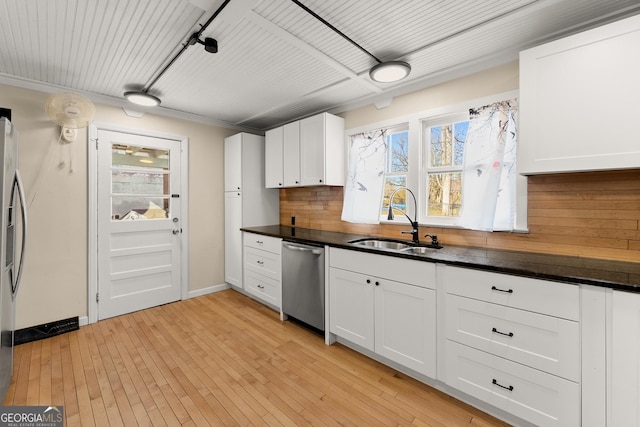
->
[387,186,420,244]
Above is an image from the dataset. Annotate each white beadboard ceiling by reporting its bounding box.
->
[0,0,639,131]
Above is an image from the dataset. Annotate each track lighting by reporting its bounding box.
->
[291,0,411,84]
[124,0,230,107]
[189,34,218,53]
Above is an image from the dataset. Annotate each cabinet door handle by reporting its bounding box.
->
[492,379,514,392]
[375,281,380,286]
[491,327,514,337]
[366,279,371,284]
[319,179,323,183]
[491,286,513,294]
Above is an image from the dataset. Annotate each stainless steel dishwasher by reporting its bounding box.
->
[281,241,325,331]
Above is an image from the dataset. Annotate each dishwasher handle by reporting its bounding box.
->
[283,243,323,256]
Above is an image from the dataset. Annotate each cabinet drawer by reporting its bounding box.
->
[446,294,579,381]
[244,246,281,280]
[243,233,281,254]
[446,341,580,427]
[443,266,579,320]
[244,269,280,308]
[329,248,436,289]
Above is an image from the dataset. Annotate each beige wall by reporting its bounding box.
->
[1,83,235,329]
[341,61,519,129]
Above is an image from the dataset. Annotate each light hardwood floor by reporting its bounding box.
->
[3,290,510,426]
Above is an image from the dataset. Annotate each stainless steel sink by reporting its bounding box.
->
[400,246,436,255]
[348,238,442,253]
[348,239,412,250]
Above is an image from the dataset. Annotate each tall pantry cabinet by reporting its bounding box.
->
[224,133,279,289]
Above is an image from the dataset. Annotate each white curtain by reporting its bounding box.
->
[341,130,387,224]
[457,99,518,231]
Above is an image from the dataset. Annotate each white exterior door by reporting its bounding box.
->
[97,129,182,320]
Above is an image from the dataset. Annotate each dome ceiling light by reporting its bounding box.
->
[291,0,411,84]
[124,0,230,107]
[123,91,161,107]
[369,61,412,83]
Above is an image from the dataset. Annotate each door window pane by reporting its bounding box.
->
[111,144,170,220]
[112,197,170,220]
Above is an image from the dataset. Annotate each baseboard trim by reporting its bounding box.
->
[188,283,230,299]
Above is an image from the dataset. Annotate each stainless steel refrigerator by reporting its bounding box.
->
[0,118,27,402]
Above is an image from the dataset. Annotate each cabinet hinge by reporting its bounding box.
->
[96,292,99,303]
[95,138,99,150]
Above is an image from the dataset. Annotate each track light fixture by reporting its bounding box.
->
[290,0,411,83]
[189,34,218,53]
[124,0,231,107]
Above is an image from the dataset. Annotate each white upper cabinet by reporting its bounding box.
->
[224,133,242,192]
[265,112,345,188]
[283,121,301,186]
[264,127,283,188]
[518,14,640,175]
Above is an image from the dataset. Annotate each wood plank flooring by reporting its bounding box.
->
[3,290,510,426]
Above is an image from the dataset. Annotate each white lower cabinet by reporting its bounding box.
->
[446,294,580,381]
[329,248,436,377]
[443,265,580,426]
[242,232,282,309]
[375,277,435,376]
[329,268,375,350]
[324,249,620,427]
[610,290,640,427]
[446,341,580,427]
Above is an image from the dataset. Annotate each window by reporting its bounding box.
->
[343,90,525,231]
[421,114,468,222]
[380,126,409,219]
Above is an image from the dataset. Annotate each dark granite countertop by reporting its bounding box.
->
[241,225,640,292]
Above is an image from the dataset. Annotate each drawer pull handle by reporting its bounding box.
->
[257,284,264,290]
[256,240,264,244]
[492,327,514,338]
[492,379,514,392]
[257,260,264,265]
[491,286,513,294]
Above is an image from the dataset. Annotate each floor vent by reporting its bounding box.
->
[14,317,80,345]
